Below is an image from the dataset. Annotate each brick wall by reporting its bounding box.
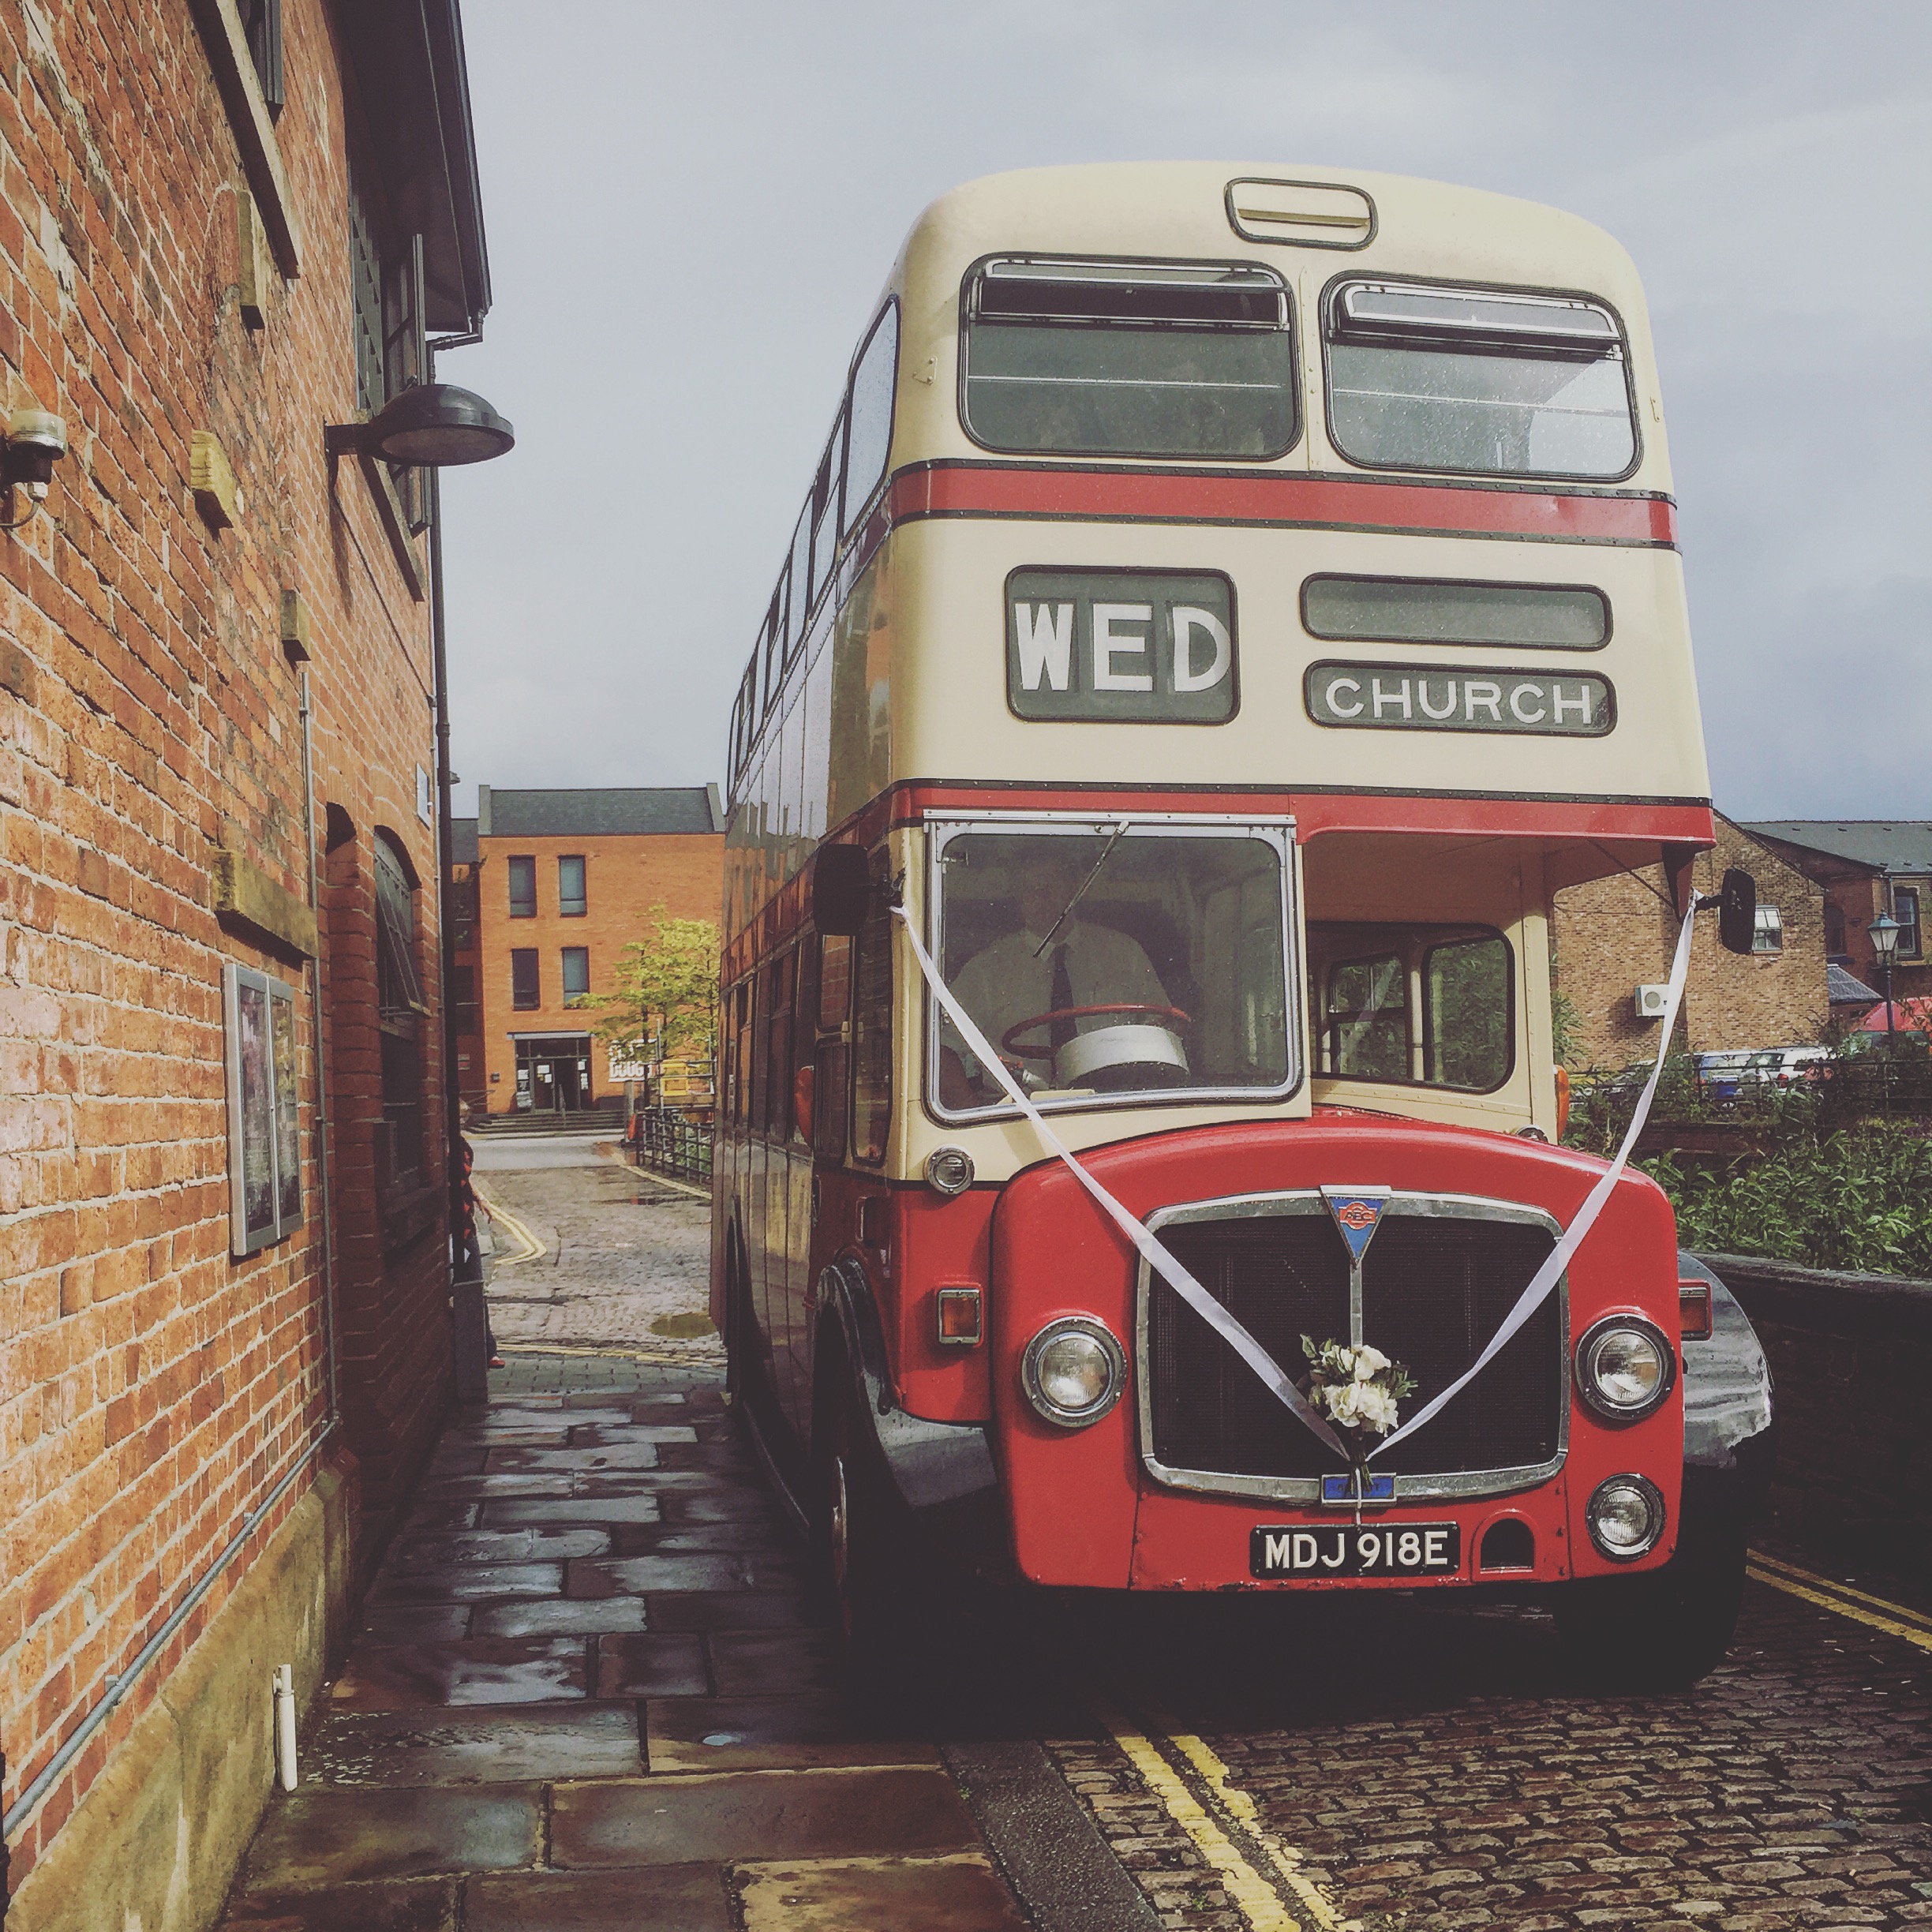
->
[0,0,464,1884]
[475,830,724,1114]
[1553,814,1832,1066]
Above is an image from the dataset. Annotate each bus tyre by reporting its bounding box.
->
[811,1356,921,1705]
[1553,1522,1748,1689]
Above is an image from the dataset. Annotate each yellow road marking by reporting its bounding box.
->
[1087,1694,1310,1930]
[595,1140,713,1201]
[1748,1549,1932,1634]
[1747,1562,1932,1653]
[1152,1715,1358,1932]
[474,1183,545,1265]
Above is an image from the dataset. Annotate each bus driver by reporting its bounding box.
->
[942,847,1184,1104]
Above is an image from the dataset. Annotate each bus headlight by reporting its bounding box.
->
[1586,1474,1666,1561]
[1575,1316,1675,1422]
[1021,1317,1125,1429]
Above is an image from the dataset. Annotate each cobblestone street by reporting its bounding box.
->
[471,1133,723,1367]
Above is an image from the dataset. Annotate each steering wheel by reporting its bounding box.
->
[1002,1002,1194,1062]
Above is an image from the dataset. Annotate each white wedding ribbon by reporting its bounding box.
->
[893,905,1349,1460]
[1367,893,1699,1458]
[894,889,1700,1469]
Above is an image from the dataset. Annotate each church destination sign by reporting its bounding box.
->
[1305,660,1615,737]
[1006,568,1237,724]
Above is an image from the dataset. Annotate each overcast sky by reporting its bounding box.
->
[436,1,1930,825]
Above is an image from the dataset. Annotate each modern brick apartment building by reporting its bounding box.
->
[0,2,497,1923]
[455,785,724,1118]
[1552,814,1830,1067]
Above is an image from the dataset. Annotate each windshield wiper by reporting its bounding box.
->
[1033,822,1129,957]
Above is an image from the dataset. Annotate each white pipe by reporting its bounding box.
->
[273,1664,298,1792]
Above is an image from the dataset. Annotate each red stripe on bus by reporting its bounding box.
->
[886,784,1713,848]
[889,466,1677,546]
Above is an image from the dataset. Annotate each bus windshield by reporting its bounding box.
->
[930,821,1295,1116]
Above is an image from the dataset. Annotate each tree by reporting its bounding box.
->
[571,904,719,1065]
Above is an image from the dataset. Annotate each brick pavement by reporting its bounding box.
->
[215,1361,1030,1930]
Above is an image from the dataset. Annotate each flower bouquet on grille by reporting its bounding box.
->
[1300,1336,1417,1466]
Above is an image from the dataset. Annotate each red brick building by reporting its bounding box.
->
[1742,821,1932,1009]
[458,786,724,1118]
[0,3,498,1923]
[1552,814,1832,1066]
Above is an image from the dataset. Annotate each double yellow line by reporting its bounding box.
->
[1747,1548,1932,1652]
[474,1181,545,1267]
[1087,1693,1360,1932]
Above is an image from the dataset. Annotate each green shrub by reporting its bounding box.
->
[1643,1127,1932,1276]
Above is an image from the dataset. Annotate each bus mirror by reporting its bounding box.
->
[1716,868,1757,956]
[814,844,872,936]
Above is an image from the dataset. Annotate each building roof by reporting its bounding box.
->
[1827,962,1880,1007]
[476,784,721,838]
[450,816,479,864]
[1742,821,1932,874]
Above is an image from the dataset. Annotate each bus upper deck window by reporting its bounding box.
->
[961,257,1296,461]
[1325,280,1637,480]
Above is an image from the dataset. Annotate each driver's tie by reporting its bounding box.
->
[1050,944,1076,1052]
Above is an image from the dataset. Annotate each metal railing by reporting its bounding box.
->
[627,1107,713,1185]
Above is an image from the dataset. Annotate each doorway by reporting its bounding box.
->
[513,1035,594,1114]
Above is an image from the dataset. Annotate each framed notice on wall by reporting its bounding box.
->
[224,962,304,1256]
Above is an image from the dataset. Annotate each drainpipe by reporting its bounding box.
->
[427,333,489,1403]
[300,669,341,1427]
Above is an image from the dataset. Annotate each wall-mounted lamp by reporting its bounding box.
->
[4,407,67,496]
[324,384,514,468]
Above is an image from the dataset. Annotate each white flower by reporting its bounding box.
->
[1354,1383,1400,1435]
[1351,1344,1391,1383]
[1320,1382,1370,1430]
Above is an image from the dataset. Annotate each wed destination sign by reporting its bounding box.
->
[1005,568,1237,724]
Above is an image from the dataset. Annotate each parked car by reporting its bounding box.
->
[1739,1045,1830,1088]
[1692,1050,1751,1100]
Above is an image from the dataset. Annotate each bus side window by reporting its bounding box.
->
[792,937,821,1147]
[764,951,795,1141]
[732,977,753,1128]
[815,933,852,1161]
[750,962,772,1133]
[851,862,893,1166]
[1326,953,1407,1081]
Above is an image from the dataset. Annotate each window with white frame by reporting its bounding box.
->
[1895,885,1923,960]
[1752,904,1783,955]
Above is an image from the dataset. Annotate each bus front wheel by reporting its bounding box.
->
[1553,1522,1748,1689]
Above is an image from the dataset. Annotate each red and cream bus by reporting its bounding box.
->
[713,163,1772,1684]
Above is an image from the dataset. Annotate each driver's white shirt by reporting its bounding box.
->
[949,918,1167,1066]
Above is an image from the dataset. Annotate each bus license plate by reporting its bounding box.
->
[1250,1522,1461,1579]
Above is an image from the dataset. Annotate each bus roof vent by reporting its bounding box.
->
[1225,178,1376,250]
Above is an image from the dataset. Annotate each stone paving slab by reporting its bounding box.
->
[548,1766,982,1866]
[327,1637,590,1709]
[480,1493,665,1526]
[486,1442,671,1472]
[223,1877,459,1930]
[733,1852,1033,1930]
[387,1527,612,1567]
[365,1562,567,1606]
[707,1627,841,1696]
[644,1589,811,1632]
[463,1864,736,1931]
[645,1693,942,1773]
[590,1631,710,1697]
[312,1704,645,1785]
[568,1552,802,1596]
[241,1787,543,1889]
[472,1595,651,1638]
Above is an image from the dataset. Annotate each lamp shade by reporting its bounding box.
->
[1868,912,1902,965]
[361,384,515,466]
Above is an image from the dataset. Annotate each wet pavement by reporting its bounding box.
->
[219,1361,1034,1930]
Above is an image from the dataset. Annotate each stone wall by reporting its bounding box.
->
[1701,1252,1932,1578]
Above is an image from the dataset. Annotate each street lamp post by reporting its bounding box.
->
[1868,910,1902,1050]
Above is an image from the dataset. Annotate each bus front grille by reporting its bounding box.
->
[1144,1202,1564,1491]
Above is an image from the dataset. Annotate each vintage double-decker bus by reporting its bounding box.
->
[713,163,1772,1684]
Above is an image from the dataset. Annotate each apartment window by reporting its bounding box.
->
[373,833,425,1189]
[1896,886,1923,960]
[1752,904,1784,956]
[511,949,540,1010]
[559,855,587,917]
[507,856,537,918]
[346,157,428,530]
[239,0,284,114]
[561,946,590,1001]
[1824,902,1847,957]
